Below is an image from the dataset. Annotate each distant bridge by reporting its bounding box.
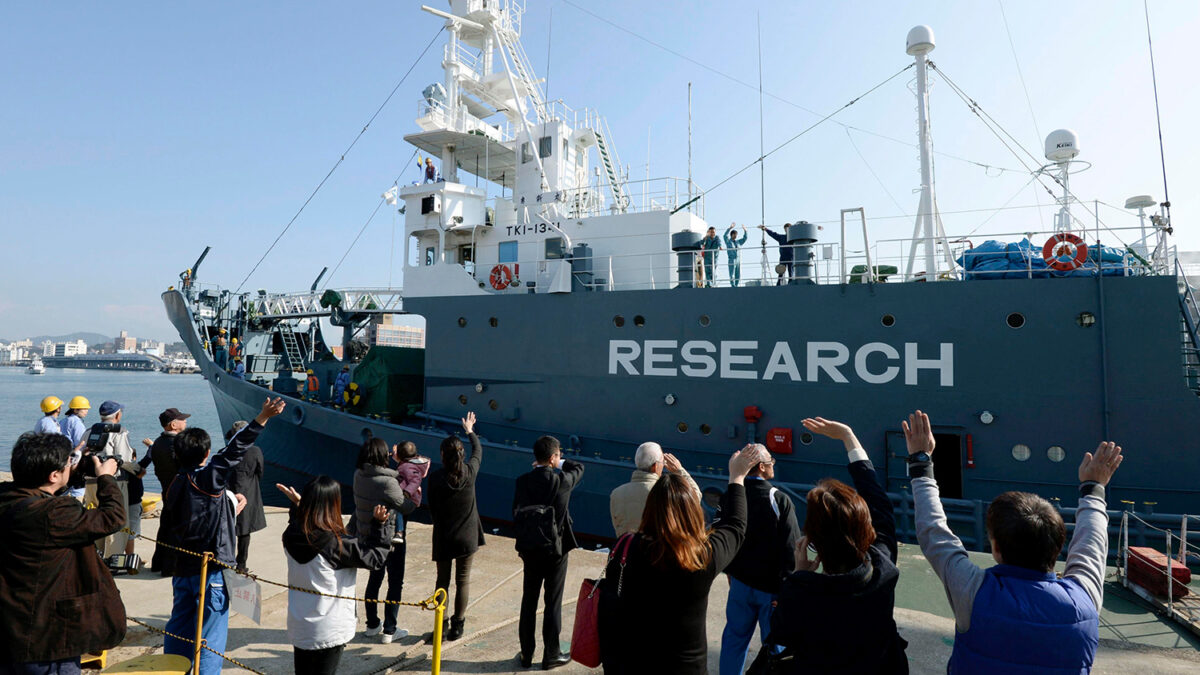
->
[43,354,166,371]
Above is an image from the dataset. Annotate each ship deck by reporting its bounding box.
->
[100,504,1200,674]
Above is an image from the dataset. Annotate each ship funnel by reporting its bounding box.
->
[1044,128,1080,163]
[906,25,935,55]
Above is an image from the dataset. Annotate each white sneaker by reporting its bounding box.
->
[381,629,409,644]
[364,625,383,637]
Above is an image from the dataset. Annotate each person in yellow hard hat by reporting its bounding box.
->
[34,396,64,435]
[60,396,91,497]
[305,369,320,401]
[228,336,242,362]
[212,328,228,369]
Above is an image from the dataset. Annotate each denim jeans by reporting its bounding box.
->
[0,658,81,675]
[164,570,228,675]
[719,576,779,675]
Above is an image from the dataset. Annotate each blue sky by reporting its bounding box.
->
[2,1,1198,341]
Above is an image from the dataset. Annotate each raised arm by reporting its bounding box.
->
[1066,441,1123,610]
[905,410,985,632]
[462,412,483,479]
[663,453,701,500]
[801,417,897,558]
[49,462,126,547]
[199,398,285,493]
[709,446,763,571]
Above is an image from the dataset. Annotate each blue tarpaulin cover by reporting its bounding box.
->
[957,239,1135,280]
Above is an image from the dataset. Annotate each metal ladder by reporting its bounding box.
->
[276,322,306,371]
[498,27,546,123]
[1177,259,1200,394]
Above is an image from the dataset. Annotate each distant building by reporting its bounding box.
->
[369,315,425,348]
[0,345,27,363]
[41,341,55,356]
[53,340,88,357]
[116,330,137,352]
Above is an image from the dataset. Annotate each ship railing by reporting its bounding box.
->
[554,177,703,220]
[446,41,484,79]
[415,98,515,144]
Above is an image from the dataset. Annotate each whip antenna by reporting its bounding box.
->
[1143,0,1171,223]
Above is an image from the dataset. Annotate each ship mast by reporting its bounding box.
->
[904,26,954,281]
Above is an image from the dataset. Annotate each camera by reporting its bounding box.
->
[72,423,122,482]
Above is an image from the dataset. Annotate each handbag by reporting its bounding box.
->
[570,533,633,668]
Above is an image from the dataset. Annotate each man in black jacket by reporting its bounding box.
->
[0,432,126,673]
[512,436,583,670]
[716,444,801,675]
[160,397,285,675]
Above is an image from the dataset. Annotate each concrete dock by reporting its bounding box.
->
[98,504,1200,674]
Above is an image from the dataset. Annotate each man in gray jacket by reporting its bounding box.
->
[905,410,1122,673]
[609,442,699,537]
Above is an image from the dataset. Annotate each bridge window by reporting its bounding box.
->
[499,241,518,264]
[458,245,475,275]
[425,246,436,266]
[521,142,533,164]
[539,135,553,158]
[545,237,565,260]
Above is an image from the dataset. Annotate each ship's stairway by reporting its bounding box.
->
[592,117,630,213]
[276,322,306,371]
[1178,259,1200,395]
[497,24,546,123]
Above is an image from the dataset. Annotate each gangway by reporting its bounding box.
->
[245,288,404,321]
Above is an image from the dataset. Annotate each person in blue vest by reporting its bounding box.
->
[722,223,747,288]
[333,366,351,405]
[906,410,1122,674]
[230,357,246,380]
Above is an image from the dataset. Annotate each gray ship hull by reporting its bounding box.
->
[165,270,1200,542]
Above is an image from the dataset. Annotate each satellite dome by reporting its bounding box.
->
[906,26,935,55]
[1045,129,1080,163]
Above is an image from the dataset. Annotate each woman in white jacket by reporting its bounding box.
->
[278,476,389,675]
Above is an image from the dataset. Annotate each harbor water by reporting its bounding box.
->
[0,367,219,494]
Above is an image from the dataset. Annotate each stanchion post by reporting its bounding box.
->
[431,589,447,675]
[193,552,211,675]
[1166,530,1174,616]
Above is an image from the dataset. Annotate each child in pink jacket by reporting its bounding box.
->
[391,441,430,544]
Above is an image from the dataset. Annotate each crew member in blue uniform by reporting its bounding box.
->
[723,223,747,287]
[35,396,64,434]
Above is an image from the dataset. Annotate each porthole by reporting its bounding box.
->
[489,317,499,327]
[881,314,896,327]
[700,424,712,435]
[676,422,688,433]
[634,315,646,327]
[699,315,711,327]
[293,406,305,425]
[1047,446,1066,463]
[1076,312,1096,328]
[613,315,625,327]
[458,394,468,405]
[1012,444,1031,462]
[799,432,814,445]
[457,317,467,327]
[1006,312,1025,329]
[361,428,373,442]
[488,399,499,410]
[213,371,221,384]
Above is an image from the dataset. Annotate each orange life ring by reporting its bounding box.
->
[1042,233,1088,271]
[489,264,513,290]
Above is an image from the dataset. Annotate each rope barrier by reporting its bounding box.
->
[119,527,449,673]
[1121,514,1200,555]
[126,616,265,674]
[122,527,443,609]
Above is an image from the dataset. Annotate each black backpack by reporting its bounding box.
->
[513,503,561,557]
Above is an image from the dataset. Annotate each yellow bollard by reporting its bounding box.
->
[430,588,447,675]
[193,553,210,675]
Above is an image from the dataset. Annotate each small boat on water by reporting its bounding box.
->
[26,357,45,375]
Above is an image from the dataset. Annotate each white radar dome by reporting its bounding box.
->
[1045,129,1080,163]
[906,26,935,55]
